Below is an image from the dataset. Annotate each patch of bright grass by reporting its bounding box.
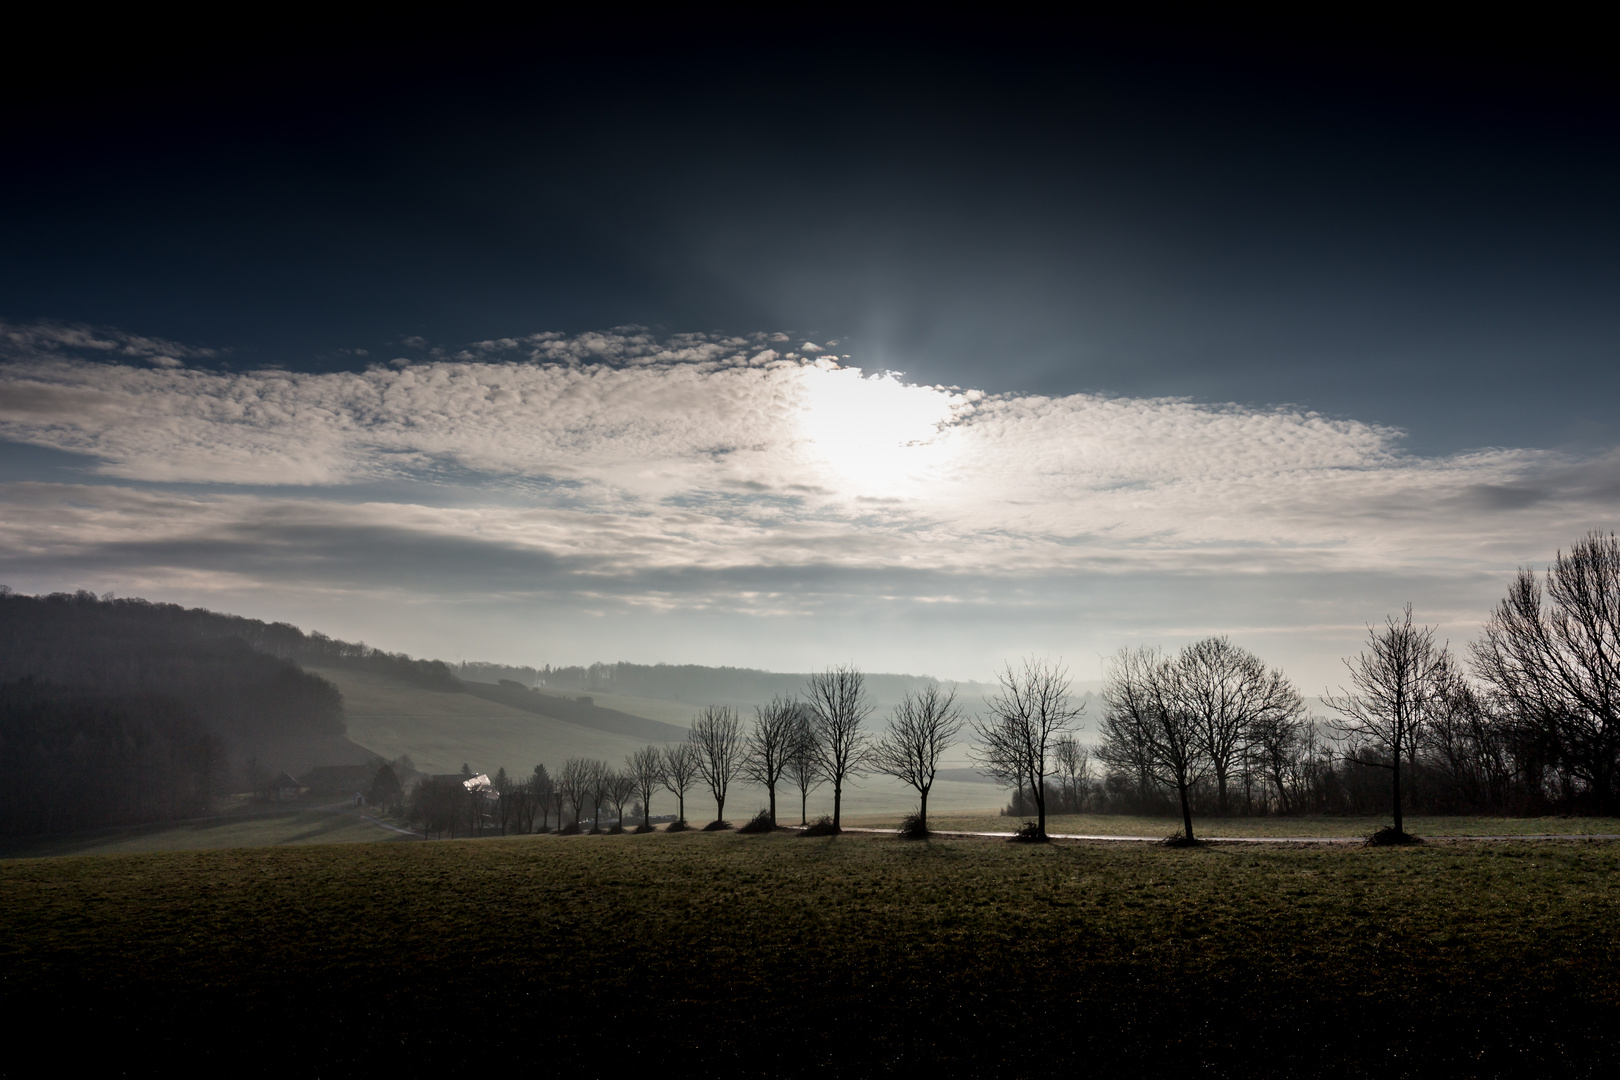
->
[3,831,1617,1074]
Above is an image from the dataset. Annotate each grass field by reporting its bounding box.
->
[534,685,703,727]
[313,665,654,772]
[849,811,1620,837]
[4,830,1618,1075]
[0,801,414,858]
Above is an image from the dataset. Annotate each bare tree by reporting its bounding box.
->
[585,758,613,833]
[1326,605,1453,836]
[1097,679,1159,815]
[872,683,963,833]
[557,757,593,832]
[527,763,552,832]
[1052,734,1091,813]
[804,664,874,831]
[492,767,515,836]
[784,706,825,825]
[971,658,1082,839]
[1473,531,1620,814]
[1248,709,1310,815]
[690,706,743,824]
[606,769,636,831]
[1176,637,1306,814]
[626,745,666,828]
[1103,646,1206,841]
[743,696,797,825]
[661,741,698,825]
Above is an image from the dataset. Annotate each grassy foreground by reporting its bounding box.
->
[4,831,1619,1076]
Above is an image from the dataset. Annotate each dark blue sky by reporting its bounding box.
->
[4,12,1616,454]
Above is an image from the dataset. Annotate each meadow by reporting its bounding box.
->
[4,830,1618,1075]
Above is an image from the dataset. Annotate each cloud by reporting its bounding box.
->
[0,319,1613,677]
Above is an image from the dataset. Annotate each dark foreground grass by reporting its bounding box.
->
[4,832,1619,1076]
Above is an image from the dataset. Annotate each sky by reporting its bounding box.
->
[1,13,1616,689]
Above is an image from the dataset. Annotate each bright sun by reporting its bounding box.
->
[796,365,959,493]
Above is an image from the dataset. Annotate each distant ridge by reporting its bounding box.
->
[457,660,1000,713]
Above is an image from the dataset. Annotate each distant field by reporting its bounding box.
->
[848,811,1620,837]
[3,831,1617,1073]
[312,665,652,773]
[0,802,412,859]
[534,686,699,728]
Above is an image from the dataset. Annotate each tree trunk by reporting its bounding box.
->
[800,789,808,825]
[1392,757,1404,834]
[833,779,843,829]
[767,784,776,826]
[1215,765,1229,815]
[1035,782,1046,838]
[1180,783,1195,842]
[715,793,725,822]
[919,786,929,832]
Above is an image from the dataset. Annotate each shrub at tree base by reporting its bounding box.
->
[557,822,581,835]
[608,824,625,835]
[663,820,690,833]
[632,823,657,834]
[800,815,840,837]
[702,819,733,831]
[1367,826,1422,846]
[1160,832,1202,848]
[737,810,775,834]
[897,813,928,839]
[1008,820,1046,843]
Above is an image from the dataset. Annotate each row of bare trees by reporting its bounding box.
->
[1051,532,1620,832]
[409,530,1620,841]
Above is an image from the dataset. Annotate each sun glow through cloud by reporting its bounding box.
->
[796,364,964,493]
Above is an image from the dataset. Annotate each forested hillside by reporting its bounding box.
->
[0,590,365,835]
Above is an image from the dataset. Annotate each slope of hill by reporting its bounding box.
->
[462,681,690,742]
[311,667,655,776]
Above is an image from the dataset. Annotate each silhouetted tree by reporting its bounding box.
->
[690,706,742,823]
[1177,637,1305,814]
[971,658,1082,840]
[627,746,665,827]
[743,696,798,825]
[661,741,698,825]
[804,665,873,831]
[1052,734,1091,813]
[872,683,963,833]
[1473,531,1620,814]
[606,769,635,831]
[525,764,552,832]
[585,759,612,832]
[1326,605,1454,837]
[492,767,515,835]
[557,758,593,832]
[784,706,824,825]
[1103,647,1205,841]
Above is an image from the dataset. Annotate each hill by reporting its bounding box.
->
[313,666,659,776]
